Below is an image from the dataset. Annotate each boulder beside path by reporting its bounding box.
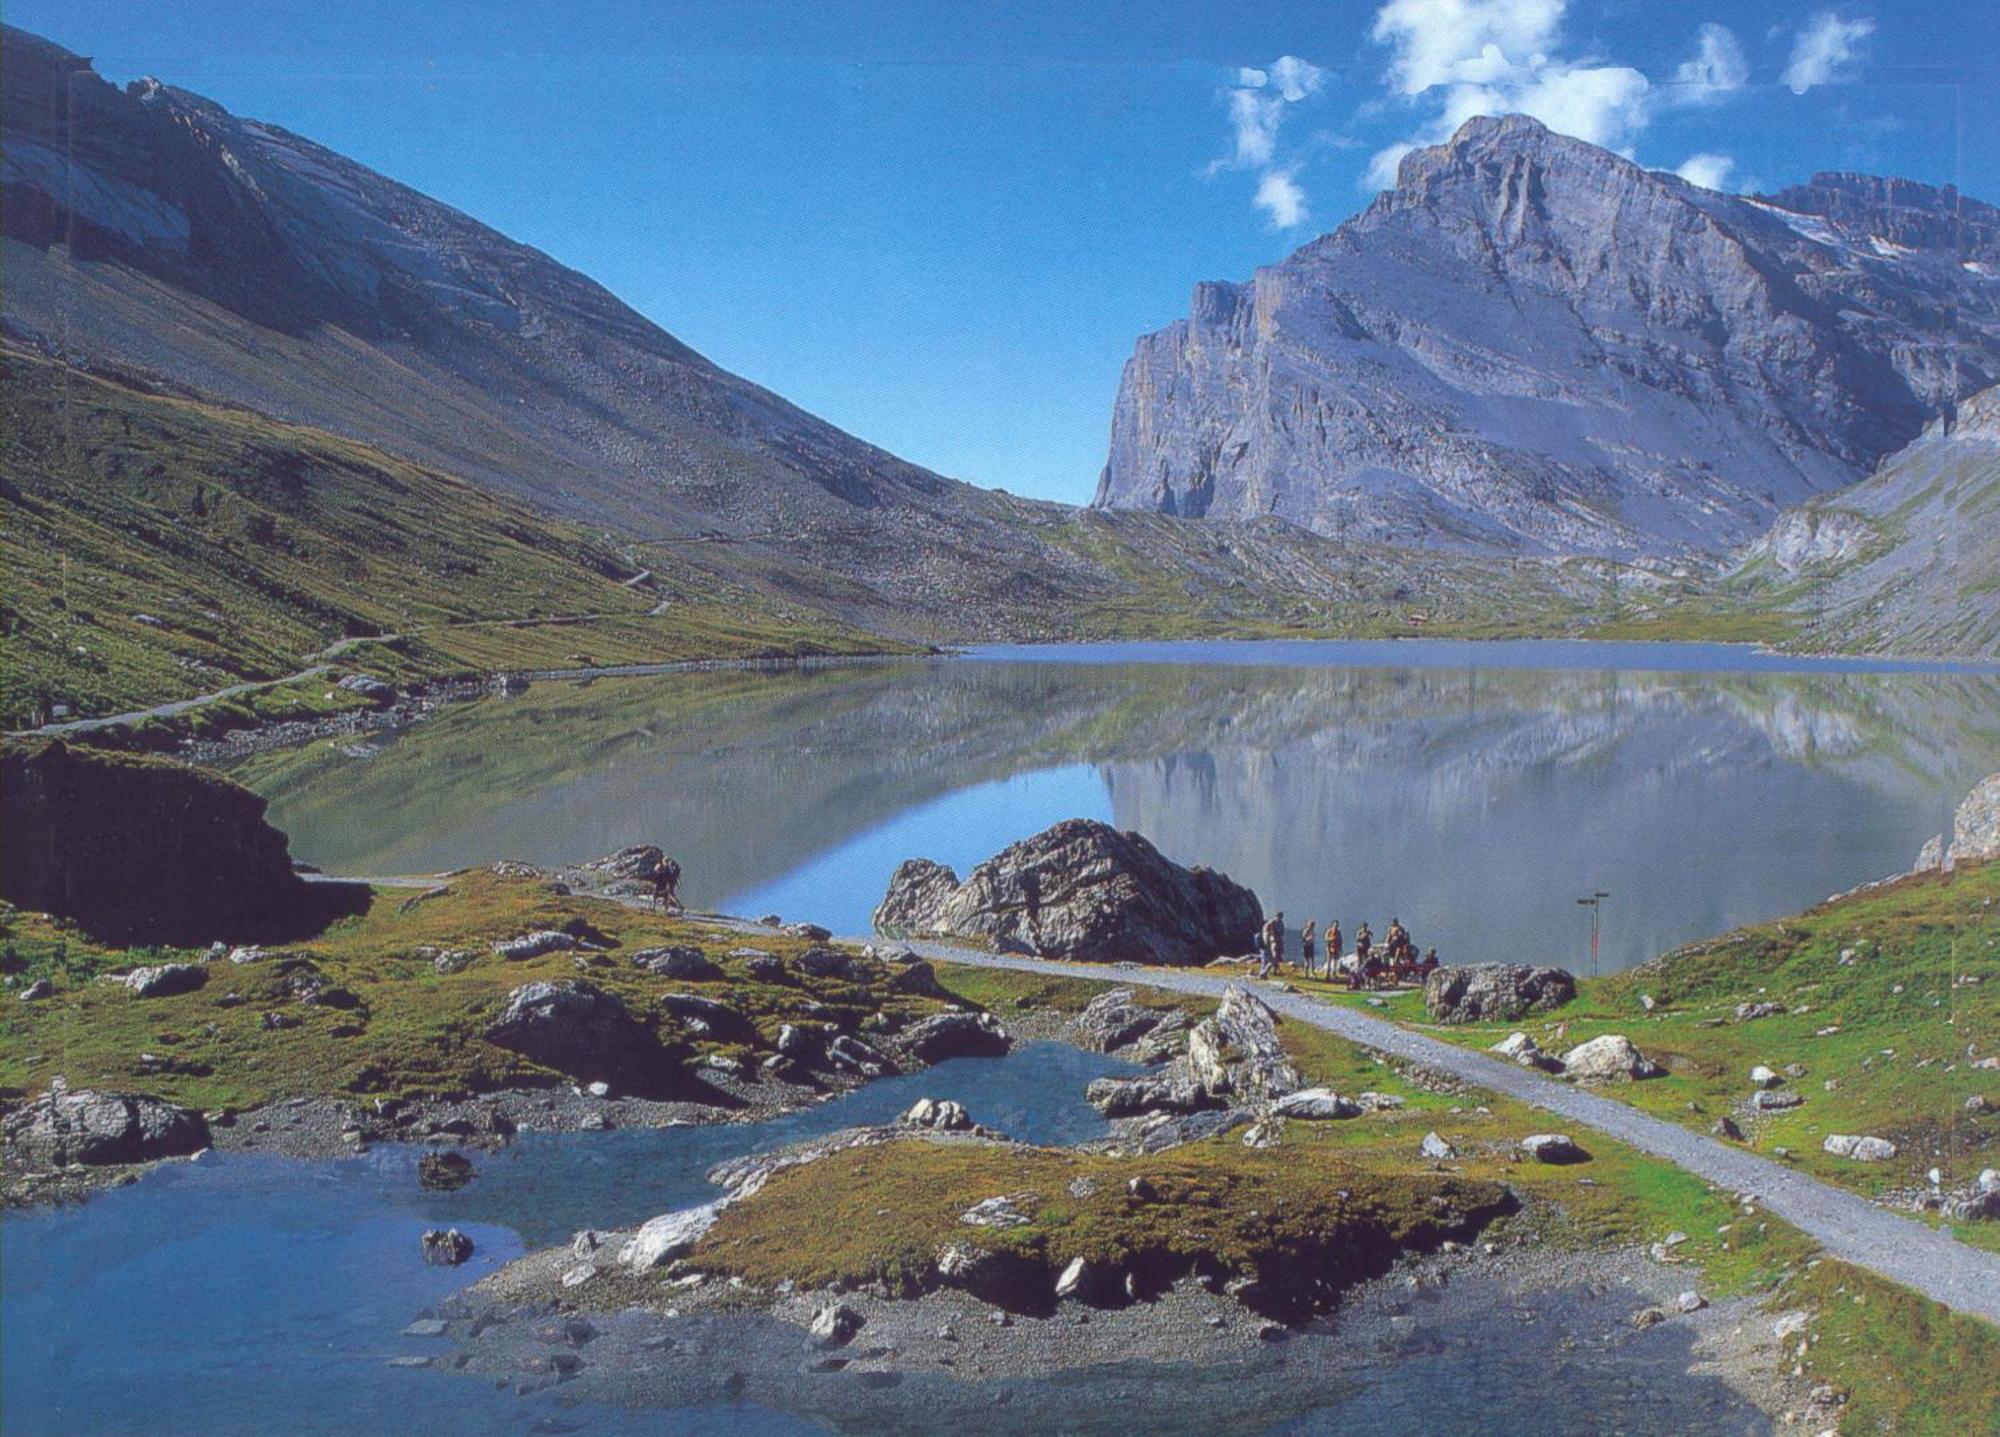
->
[873,818,1261,965]
[1423,964,1576,1024]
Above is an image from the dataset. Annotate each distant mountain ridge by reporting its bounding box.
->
[1735,383,2000,658]
[0,24,956,548]
[1094,114,2000,558]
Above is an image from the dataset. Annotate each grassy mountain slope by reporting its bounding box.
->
[1728,387,2000,660]
[0,347,899,726]
[6,344,1657,727]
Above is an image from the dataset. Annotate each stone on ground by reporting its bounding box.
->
[1822,1134,1898,1162]
[1559,1034,1664,1082]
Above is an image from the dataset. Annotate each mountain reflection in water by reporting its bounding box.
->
[236,643,2000,972]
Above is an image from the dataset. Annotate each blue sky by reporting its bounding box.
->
[13,1,1998,504]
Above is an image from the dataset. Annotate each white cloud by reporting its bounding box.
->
[1371,0,1564,95]
[1212,55,1329,227]
[1783,12,1875,94]
[1360,2,1787,191]
[1365,1,1663,185]
[1255,169,1310,228]
[1227,88,1284,167]
[1674,152,1735,190]
[1671,22,1748,102]
[1269,55,1327,103]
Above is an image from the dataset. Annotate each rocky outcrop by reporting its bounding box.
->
[1074,988,1190,1059]
[485,980,669,1092]
[873,819,1261,966]
[1520,1134,1586,1164]
[898,1098,973,1131]
[1096,114,2000,558]
[1271,1088,1360,1120]
[1950,773,2000,865]
[872,860,961,936]
[1186,986,1301,1103]
[1424,964,1575,1024]
[4,1084,208,1165]
[1,740,319,944]
[1913,772,2000,871]
[1087,984,1302,1119]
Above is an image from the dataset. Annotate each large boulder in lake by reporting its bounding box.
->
[3,1084,209,1165]
[0,740,333,944]
[1423,963,1576,1024]
[873,819,1261,965]
[486,980,669,1091]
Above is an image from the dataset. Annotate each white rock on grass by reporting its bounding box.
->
[1420,1132,1458,1160]
[1520,1133,1585,1163]
[620,1202,724,1269]
[1822,1134,1898,1162]
[1559,1034,1664,1082]
[959,1195,1031,1229]
[1748,1065,1780,1088]
[1270,1088,1359,1120]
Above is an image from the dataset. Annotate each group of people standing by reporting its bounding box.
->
[1256,911,1439,989]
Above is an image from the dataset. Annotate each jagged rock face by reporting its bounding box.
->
[873,819,1261,965]
[1,740,307,944]
[1097,114,2000,558]
[4,1087,208,1166]
[1086,984,1299,1117]
[1424,963,1576,1024]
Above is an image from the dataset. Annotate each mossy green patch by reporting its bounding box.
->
[0,873,958,1112]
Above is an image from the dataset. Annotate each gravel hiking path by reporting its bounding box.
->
[877,938,2000,1328]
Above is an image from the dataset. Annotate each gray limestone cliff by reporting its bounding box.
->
[1096,115,2000,558]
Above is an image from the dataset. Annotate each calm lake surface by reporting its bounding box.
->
[242,640,2000,973]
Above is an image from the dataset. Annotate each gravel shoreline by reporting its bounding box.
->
[419,1230,1806,1434]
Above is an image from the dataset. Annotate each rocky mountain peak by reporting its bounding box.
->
[1096,113,2000,557]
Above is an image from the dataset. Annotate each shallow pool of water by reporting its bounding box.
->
[0,1045,1127,1436]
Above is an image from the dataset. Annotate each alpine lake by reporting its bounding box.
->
[10,640,1998,1435]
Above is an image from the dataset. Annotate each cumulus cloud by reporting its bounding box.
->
[1674,152,1735,190]
[1364,0,1667,186]
[1372,0,1564,95]
[1671,22,1748,102]
[1212,55,1328,228]
[1783,12,1875,94]
[1255,170,1310,228]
